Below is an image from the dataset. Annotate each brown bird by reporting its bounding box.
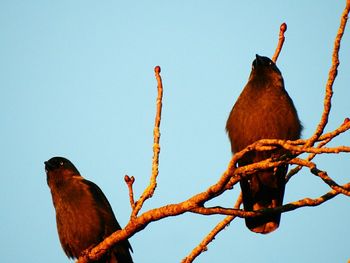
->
[45,156,133,262]
[226,55,301,234]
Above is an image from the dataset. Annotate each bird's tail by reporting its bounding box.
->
[240,165,287,234]
[108,240,133,263]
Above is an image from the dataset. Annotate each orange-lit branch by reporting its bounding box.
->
[132,66,164,217]
[181,194,243,263]
[306,0,349,147]
[272,22,287,63]
[77,2,350,262]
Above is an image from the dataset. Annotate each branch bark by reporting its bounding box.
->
[76,1,350,262]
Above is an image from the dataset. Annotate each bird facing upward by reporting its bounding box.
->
[226,55,301,234]
[45,156,133,262]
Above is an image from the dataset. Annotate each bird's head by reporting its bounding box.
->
[45,157,80,176]
[250,54,282,82]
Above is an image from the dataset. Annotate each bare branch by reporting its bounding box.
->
[76,132,350,262]
[287,118,350,181]
[76,2,350,262]
[79,179,350,263]
[124,175,136,211]
[132,66,164,217]
[189,181,350,217]
[306,0,349,147]
[272,22,287,63]
[181,193,243,263]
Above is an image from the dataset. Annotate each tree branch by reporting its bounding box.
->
[132,66,164,217]
[124,175,136,210]
[287,117,350,181]
[181,193,243,263]
[272,22,287,63]
[76,2,350,262]
[305,0,349,147]
[189,181,350,217]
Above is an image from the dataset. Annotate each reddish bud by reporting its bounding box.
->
[124,175,131,183]
[280,23,287,33]
[124,175,135,183]
[154,65,161,73]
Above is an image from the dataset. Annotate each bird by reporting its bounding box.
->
[45,156,133,262]
[226,54,302,234]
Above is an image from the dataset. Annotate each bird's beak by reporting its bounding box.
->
[255,54,262,65]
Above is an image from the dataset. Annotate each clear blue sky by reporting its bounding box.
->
[1,1,350,262]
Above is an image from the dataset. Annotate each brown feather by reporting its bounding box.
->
[226,55,301,234]
[45,157,133,262]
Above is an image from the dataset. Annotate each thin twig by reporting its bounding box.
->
[272,22,287,63]
[305,0,349,147]
[190,181,350,217]
[311,168,350,196]
[286,137,332,182]
[287,118,350,181]
[289,159,350,196]
[124,175,136,210]
[182,193,243,263]
[287,119,350,146]
[132,66,164,217]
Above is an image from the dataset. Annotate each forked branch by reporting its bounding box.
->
[76,1,350,262]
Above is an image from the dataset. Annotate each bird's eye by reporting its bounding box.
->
[60,161,64,166]
[269,61,273,66]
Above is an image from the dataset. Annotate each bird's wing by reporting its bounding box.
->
[82,179,134,258]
